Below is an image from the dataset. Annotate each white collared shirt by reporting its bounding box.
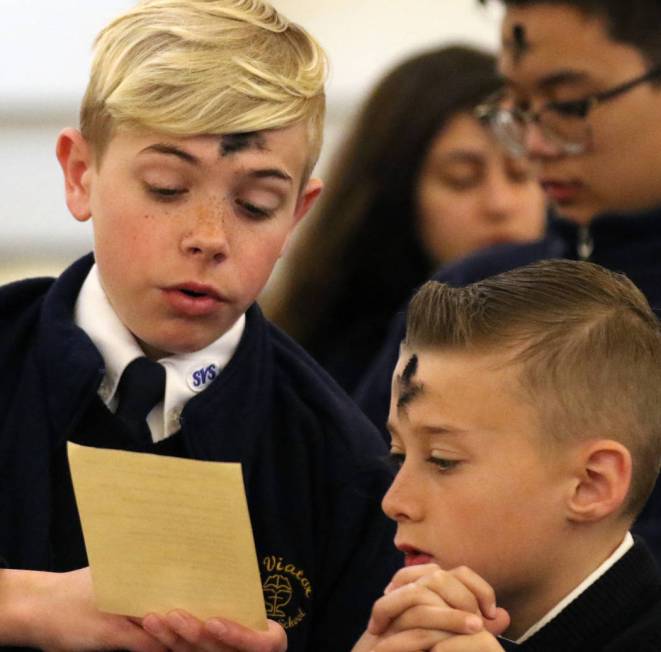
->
[515,532,634,643]
[74,264,245,442]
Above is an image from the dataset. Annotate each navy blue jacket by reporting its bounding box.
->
[0,254,401,652]
[499,538,661,651]
[354,207,661,561]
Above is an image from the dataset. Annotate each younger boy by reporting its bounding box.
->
[0,2,399,650]
[355,259,661,651]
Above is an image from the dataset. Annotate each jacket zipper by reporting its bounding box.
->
[577,224,594,260]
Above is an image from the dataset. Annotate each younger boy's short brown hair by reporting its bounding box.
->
[81,0,327,177]
[405,259,661,518]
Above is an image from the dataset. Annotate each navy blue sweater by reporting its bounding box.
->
[354,207,661,562]
[499,538,661,651]
[0,254,401,651]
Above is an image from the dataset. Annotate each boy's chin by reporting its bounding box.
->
[136,335,216,360]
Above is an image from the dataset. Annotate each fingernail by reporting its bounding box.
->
[367,617,377,634]
[486,603,498,619]
[466,615,483,633]
[167,611,188,632]
[206,619,227,637]
[142,614,161,634]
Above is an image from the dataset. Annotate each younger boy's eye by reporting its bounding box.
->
[428,455,460,473]
[387,451,405,470]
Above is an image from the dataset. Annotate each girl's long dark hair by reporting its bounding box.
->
[266,45,502,390]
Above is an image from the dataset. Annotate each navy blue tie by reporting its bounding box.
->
[115,357,166,447]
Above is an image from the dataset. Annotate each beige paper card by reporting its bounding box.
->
[67,442,267,630]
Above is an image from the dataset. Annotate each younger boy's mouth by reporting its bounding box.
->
[397,544,435,567]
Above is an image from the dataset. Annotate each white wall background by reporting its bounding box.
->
[0,0,503,281]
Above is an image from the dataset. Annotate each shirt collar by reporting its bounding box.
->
[515,532,634,643]
[74,264,245,442]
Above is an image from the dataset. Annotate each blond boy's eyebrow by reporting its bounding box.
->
[245,168,293,184]
[141,143,199,165]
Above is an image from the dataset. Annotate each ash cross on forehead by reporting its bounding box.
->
[505,23,530,65]
[396,353,424,412]
[220,132,267,157]
[512,23,530,62]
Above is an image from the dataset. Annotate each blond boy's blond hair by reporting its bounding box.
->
[81,0,327,177]
[405,260,661,519]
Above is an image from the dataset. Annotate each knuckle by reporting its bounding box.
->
[391,567,411,584]
[454,565,472,577]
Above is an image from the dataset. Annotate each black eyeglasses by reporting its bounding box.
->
[476,66,661,156]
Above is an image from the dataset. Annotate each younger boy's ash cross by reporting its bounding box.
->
[396,353,424,411]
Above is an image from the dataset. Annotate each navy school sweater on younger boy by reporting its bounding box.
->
[498,538,661,651]
[0,253,402,652]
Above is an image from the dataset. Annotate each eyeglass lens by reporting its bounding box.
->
[490,107,590,156]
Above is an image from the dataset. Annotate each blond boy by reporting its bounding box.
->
[355,260,661,651]
[0,2,399,650]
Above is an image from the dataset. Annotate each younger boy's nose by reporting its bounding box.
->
[381,467,424,523]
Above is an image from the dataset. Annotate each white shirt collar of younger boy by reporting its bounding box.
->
[514,531,634,643]
[74,264,245,443]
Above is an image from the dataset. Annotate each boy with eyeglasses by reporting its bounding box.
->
[355,0,661,560]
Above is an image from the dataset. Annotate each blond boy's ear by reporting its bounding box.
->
[566,440,632,523]
[279,177,323,257]
[56,128,94,223]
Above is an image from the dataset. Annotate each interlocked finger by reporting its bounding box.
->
[369,581,451,634]
[387,604,484,637]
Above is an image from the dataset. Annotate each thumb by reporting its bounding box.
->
[483,607,510,636]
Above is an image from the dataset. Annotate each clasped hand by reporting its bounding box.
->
[352,564,510,652]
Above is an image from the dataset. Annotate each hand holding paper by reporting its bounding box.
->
[67,442,268,631]
[140,610,287,652]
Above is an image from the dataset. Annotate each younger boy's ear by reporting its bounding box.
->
[279,177,323,257]
[566,440,632,523]
[56,128,94,223]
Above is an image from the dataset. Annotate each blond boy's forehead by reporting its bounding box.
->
[82,0,327,177]
[93,122,314,185]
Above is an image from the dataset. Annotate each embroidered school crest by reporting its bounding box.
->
[261,555,311,630]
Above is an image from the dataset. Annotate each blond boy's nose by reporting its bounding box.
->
[181,212,230,262]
